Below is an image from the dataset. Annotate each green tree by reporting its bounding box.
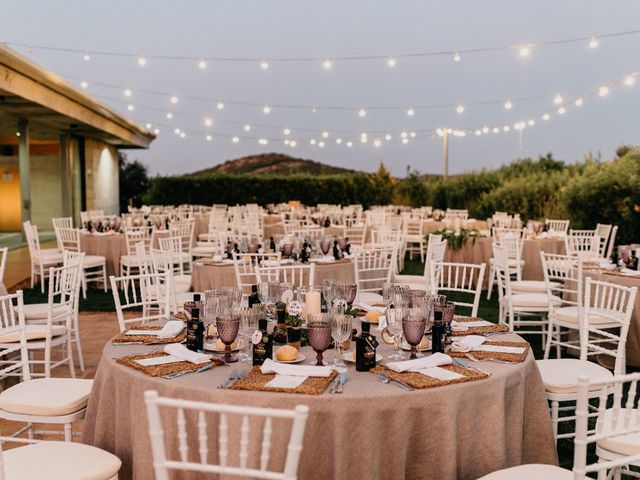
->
[119,153,150,212]
[369,161,396,205]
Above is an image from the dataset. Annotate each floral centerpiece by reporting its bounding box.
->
[430,228,483,251]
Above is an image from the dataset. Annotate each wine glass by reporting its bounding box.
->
[307,313,332,366]
[382,283,395,309]
[402,308,427,359]
[320,238,331,256]
[322,280,336,310]
[331,314,353,367]
[223,287,242,309]
[337,282,358,306]
[385,307,406,360]
[216,309,241,363]
[410,290,428,308]
[439,302,456,342]
[238,309,259,363]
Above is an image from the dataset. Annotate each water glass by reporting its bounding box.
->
[385,307,406,360]
[307,313,332,366]
[331,314,353,367]
[216,310,241,363]
[402,308,427,359]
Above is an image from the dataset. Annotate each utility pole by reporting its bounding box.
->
[442,128,449,181]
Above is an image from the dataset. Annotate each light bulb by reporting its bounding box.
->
[206,135,212,141]
[346,141,353,148]
[407,108,415,116]
[589,36,599,49]
[145,123,152,129]
[387,57,396,67]
[310,139,316,145]
[127,104,134,111]
[519,46,530,57]
[138,57,147,66]
[373,139,382,147]
[290,140,297,147]
[323,59,333,70]
[410,132,416,138]
[318,141,325,147]
[198,60,207,69]
[456,105,465,114]
[360,132,368,138]
[482,126,489,133]
[322,131,329,138]
[283,128,290,135]
[453,52,461,62]
[153,128,160,134]
[553,94,563,105]
[180,132,186,138]
[557,107,566,114]
[336,138,343,144]
[83,53,91,61]
[232,136,239,143]
[492,127,500,133]
[624,75,636,86]
[360,137,367,144]
[385,134,392,141]
[598,86,610,97]
[166,112,173,119]
[475,130,481,136]
[358,108,367,117]
[284,139,290,145]
[402,138,409,144]
[204,118,213,127]
[124,89,133,97]
[401,131,408,139]
[170,96,179,104]
[575,98,584,106]
[504,100,513,110]
[217,102,224,110]
[542,113,550,121]
[80,81,88,88]
[263,105,271,114]
[260,60,269,70]
[174,128,181,135]
[244,124,251,131]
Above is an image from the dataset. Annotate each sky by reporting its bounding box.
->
[1,0,639,177]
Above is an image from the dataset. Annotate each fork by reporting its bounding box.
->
[162,364,213,379]
[376,372,414,391]
[465,352,516,364]
[217,369,246,389]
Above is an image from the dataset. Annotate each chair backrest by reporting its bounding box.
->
[144,390,309,480]
[159,236,187,275]
[580,277,637,373]
[565,234,601,261]
[23,221,41,259]
[256,264,316,289]
[540,252,583,311]
[545,219,570,234]
[606,226,619,259]
[124,226,155,256]
[429,261,486,317]
[492,244,513,305]
[496,235,522,263]
[353,247,396,293]
[0,291,31,383]
[56,227,82,253]
[109,271,171,332]
[52,216,73,230]
[493,227,526,240]
[420,238,447,279]
[0,247,7,284]
[62,251,86,320]
[345,223,367,247]
[233,253,282,296]
[40,263,80,340]
[573,372,640,479]
[169,221,195,252]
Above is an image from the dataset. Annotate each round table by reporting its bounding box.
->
[82,332,557,480]
[191,259,356,291]
[79,232,126,277]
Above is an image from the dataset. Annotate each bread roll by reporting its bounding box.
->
[216,339,238,350]
[276,345,299,361]
[364,311,383,323]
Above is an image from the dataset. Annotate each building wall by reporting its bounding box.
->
[84,139,119,215]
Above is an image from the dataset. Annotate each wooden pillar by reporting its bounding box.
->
[59,134,71,217]
[17,119,30,231]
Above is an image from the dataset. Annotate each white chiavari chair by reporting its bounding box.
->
[536,277,636,443]
[403,214,426,262]
[168,221,195,273]
[479,372,640,480]
[545,219,570,235]
[56,227,107,298]
[607,226,619,259]
[23,221,63,292]
[144,390,309,480]
[370,228,403,272]
[233,252,282,298]
[0,247,7,285]
[192,231,228,258]
[158,237,192,289]
[52,217,73,250]
[429,261,486,317]
[344,221,367,248]
[353,246,396,303]
[565,233,601,262]
[486,235,525,300]
[595,224,613,258]
[256,264,316,289]
[121,225,154,277]
[393,237,447,291]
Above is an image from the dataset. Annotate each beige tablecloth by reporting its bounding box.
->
[424,219,488,235]
[79,233,126,277]
[82,333,557,480]
[192,259,356,291]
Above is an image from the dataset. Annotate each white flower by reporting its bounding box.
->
[287,300,304,316]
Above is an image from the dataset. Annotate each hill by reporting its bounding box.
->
[185,153,359,176]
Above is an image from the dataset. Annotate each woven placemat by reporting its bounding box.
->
[373,364,488,389]
[449,340,530,363]
[231,366,338,395]
[451,317,509,336]
[112,326,187,345]
[116,352,224,377]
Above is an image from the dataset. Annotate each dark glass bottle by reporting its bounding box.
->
[269,236,276,253]
[356,321,378,372]
[186,307,204,352]
[253,318,273,366]
[344,238,351,255]
[248,285,261,308]
[332,241,342,260]
[432,310,445,354]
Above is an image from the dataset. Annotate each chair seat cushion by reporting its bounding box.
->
[597,408,640,456]
[34,252,63,264]
[84,255,106,268]
[0,324,66,343]
[511,293,561,308]
[477,464,572,480]
[19,303,68,320]
[0,378,93,416]
[489,258,525,267]
[511,280,560,293]
[192,246,218,256]
[3,441,121,480]
[356,292,384,304]
[536,358,613,394]
[551,306,615,325]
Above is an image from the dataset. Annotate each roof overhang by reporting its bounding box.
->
[0,44,155,149]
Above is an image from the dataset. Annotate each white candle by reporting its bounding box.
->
[305,289,321,316]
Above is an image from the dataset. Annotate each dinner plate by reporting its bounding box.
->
[342,351,384,363]
[203,344,240,353]
[401,340,431,352]
[275,354,306,364]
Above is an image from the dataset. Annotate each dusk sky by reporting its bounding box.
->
[2,0,639,176]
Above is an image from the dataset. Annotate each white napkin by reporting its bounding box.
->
[157,320,185,339]
[621,269,640,276]
[451,335,487,353]
[355,303,385,313]
[265,374,307,389]
[451,319,494,332]
[387,352,452,373]
[419,366,464,381]
[163,344,212,364]
[475,345,527,355]
[260,358,332,377]
[212,254,223,262]
[313,256,335,263]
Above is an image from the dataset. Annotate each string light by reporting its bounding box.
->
[174,128,181,134]
[557,107,566,114]
[385,134,392,141]
[206,134,212,141]
[80,81,88,88]
[598,85,610,96]
[406,108,415,117]
[374,139,382,147]
[456,105,465,114]
[262,105,271,114]
[310,139,316,145]
[453,52,461,62]
[290,140,297,147]
[402,138,409,144]
[153,128,160,134]
[127,104,134,111]
[124,88,133,97]
[145,123,152,129]
[217,101,224,110]
[575,98,584,106]
[346,141,353,148]
[542,113,550,120]
[519,46,531,58]
[624,75,636,86]
[198,59,207,69]
[589,36,599,49]
[243,124,251,131]
[318,141,325,147]
[492,127,500,133]
[258,138,268,145]
[260,60,269,70]
[170,96,179,104]
[283,128,291,135]
[83,53,91,61]
[358,108,367,117]
[232,136,239,143]
[504,100,513,110]
[387,57,396,67]
[180,132,186,138]
[203,117,213,127]
[137,56,147,66]
[482,126,489,133]
[336,138,343,144]
[322,131,329,138]
[322,59,333,70]
[553,94,563,105]
[166,112,173,119]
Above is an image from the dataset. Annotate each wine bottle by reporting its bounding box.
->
[186,307,204,352]
[355,321,378,372]
[432,310,445,354]
[248,285,261,308]
[252,318,273,366]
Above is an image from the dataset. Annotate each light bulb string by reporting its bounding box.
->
[4,28,640,63]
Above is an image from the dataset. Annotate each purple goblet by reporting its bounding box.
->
[338,282,358,306]
[283,243,294,258]
[216,312,240,363]
[307,318,332,366]
[320,238,331,256]
[402,311,427,359]
[435,302,456,342]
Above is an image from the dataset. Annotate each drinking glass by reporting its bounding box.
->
[402,308,427,359]
[385,307,406,360]
[382,283,395,309]
[307,313,332,366]
[216,310,241,363]
[223,287,242,309]
[322,280,336,310]
[320,238,331,256]
[331,314,353,367]
[337,282,358,306]
[438,302,456,342]
[410,290,428,308]
[238,309,259,363]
